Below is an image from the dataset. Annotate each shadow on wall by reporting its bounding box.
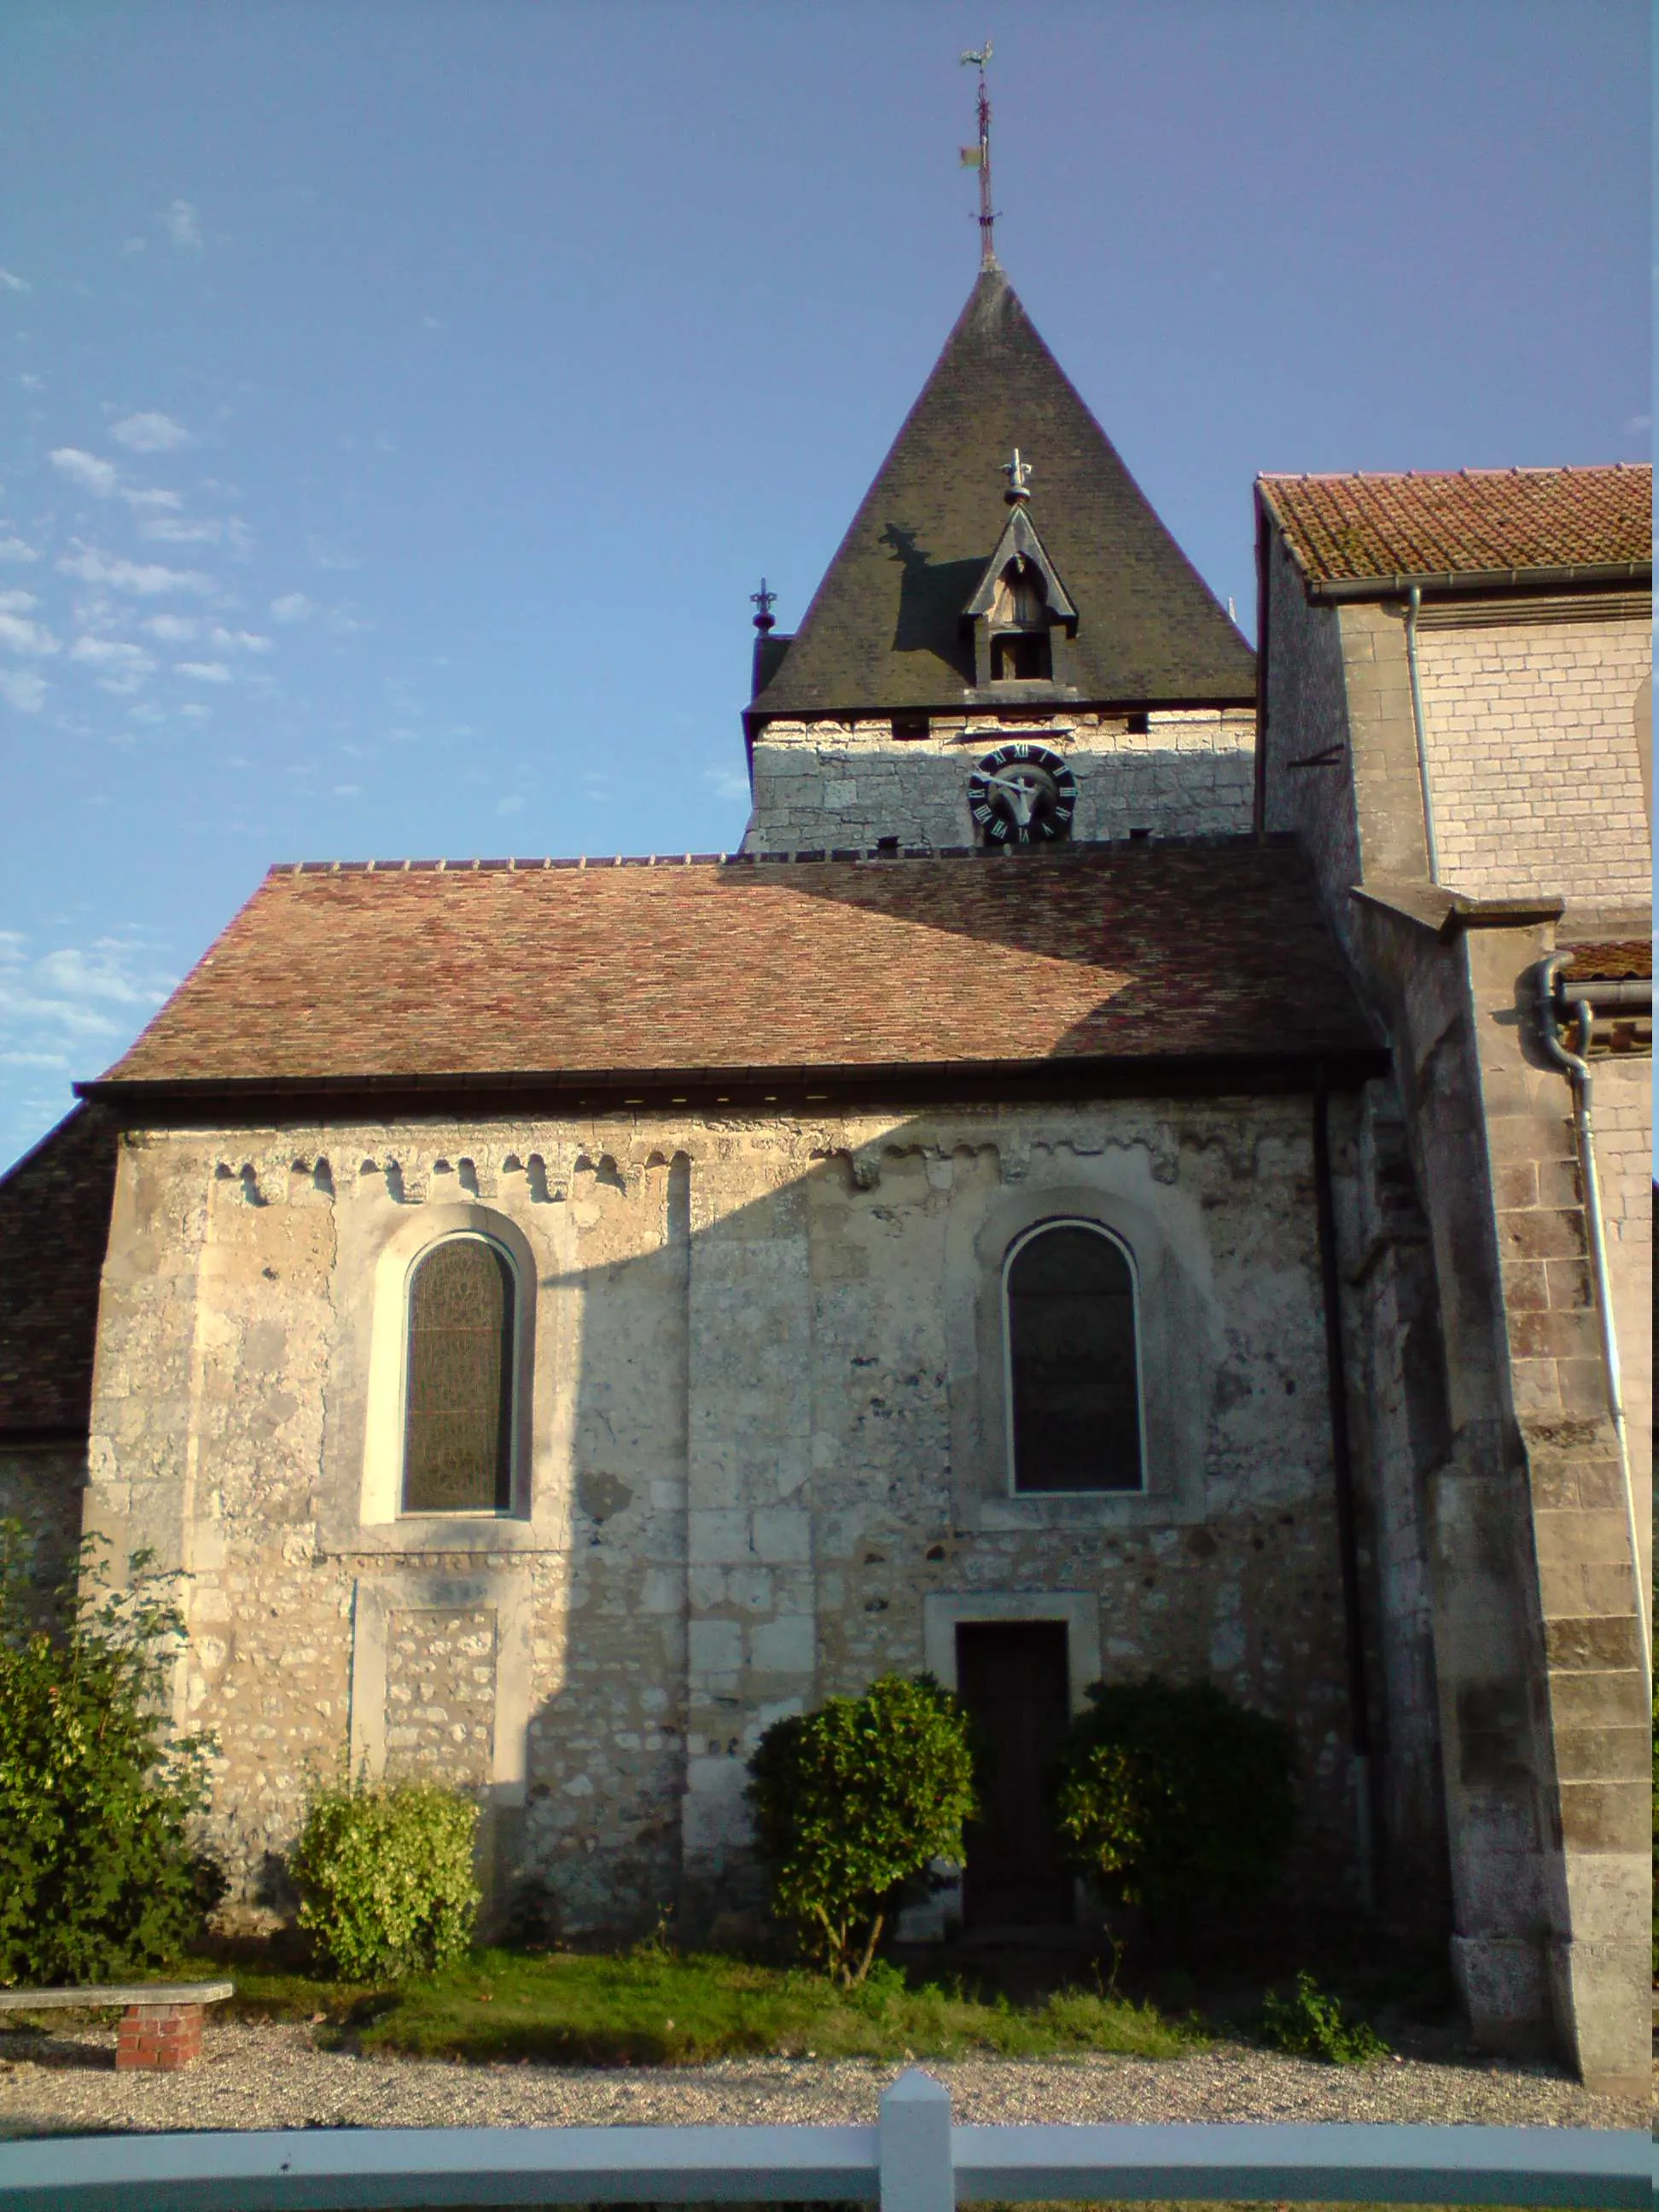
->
[389,1106,1391,1947]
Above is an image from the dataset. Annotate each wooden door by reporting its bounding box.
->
[955,1620,1074,1928]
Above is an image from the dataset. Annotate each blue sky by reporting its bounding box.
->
[0,0,1649,1172]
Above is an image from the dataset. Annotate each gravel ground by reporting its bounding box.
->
[0,2020,1645,2139]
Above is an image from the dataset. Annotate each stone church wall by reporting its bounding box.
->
[84,1097,1365,1938]
[748,708,1255,853]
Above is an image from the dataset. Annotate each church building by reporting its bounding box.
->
[0,244,1648,2091]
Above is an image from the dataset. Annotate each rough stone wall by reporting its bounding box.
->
[384,1607,498,1785]
[85,1096,1360,1941]
[1417,613,1650,903]
[0,1442,84,1626]
[747,708,1255,853]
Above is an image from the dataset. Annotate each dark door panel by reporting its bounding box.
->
[956,1620,1073,1927]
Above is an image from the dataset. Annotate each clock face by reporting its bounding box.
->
[968,743,1078,845]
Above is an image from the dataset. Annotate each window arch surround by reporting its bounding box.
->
[357,1202,539,1532]
[1002,1218,1146,1495]
[401,1232,518,1515]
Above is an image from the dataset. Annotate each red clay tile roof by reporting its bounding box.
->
[88,846,1376,1095]
[0,1104,119,1435]
[1259,466,1651,590]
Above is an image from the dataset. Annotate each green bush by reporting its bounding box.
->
[1054,1678,1295,1929]
[748,1674,976,1986]
[0,1525,217,1987]
[1260,1970,1388,2064]
[291,1778,480,1979]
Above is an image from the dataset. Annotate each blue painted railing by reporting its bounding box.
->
[0,2068,1647,2211]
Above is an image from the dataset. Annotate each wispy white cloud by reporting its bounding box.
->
[208,626,272,655]
[705,764,752,802]
[0,269,29,294]
[0,935,178,1055]
[0,669,47,712]
[142,614,198,643]
[0,590,38,614]
[18,373,44,393]
[49,447,119,497]
[140,515,221,544]
[306,535,361,572]
[271,592,315,623]
[176,660,232,683]
[0,611,61,656]
[0,537,39,564]
[69,637,155,674]
[110,410,191,452]
[121,486,183,511]
[161,199,203,252]
[57,544,212,595]
[332,783,362,798]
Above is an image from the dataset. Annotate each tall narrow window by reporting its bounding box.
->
[1005,1221,1142,1493]
[402,1237,515,1513]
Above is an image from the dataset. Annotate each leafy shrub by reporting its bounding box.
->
[291,1778,480,1979]
[1054,1678,1295,1929]
[748,1674,975,1986]
[1260,1970,1388,2064]
[0,1525,218,1986]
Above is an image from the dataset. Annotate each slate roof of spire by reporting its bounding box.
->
[748,266,1256,718]
[84,842,1378,1100]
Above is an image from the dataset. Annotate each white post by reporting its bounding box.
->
[879,2068,953,2212]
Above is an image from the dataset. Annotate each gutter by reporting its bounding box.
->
[1301,561,1649,605]
[74,1044,1393,1125]
[1536,956,1651,1691]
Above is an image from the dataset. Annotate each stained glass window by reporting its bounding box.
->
[402,1237,515,1514]
[1007,1223,1142,1493]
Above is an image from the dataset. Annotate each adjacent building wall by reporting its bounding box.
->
[1257,521,1652,2093]
[84,1095,1361,1941]
[1416,604,1650,903]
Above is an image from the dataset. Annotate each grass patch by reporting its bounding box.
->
[166,1948,1193,2067]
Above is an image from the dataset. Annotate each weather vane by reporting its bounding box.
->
[958,38,998,271]
[750,578,777,634]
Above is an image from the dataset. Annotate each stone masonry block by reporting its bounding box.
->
[1550,1668,1650,1728]
[1551,1725,1650,1782]
[749,1614,815,1674]
[1544,1615,1643,1669]
[1557,1780,1648,1852]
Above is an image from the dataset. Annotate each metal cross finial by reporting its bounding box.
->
[958,38,997,270]
[750,578,777,633]
[1002,448,1033,502]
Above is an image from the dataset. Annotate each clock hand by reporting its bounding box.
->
[987,770,1039,825]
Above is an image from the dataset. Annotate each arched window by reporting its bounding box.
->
[401,1236,516,1514]
[1004,1220,1143,1493]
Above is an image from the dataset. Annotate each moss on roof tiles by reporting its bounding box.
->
[750,266,1255,717]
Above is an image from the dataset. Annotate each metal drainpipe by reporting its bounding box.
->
[1404,586,1441,883]
[1312,1066,1377,1910]
[1537,955,1651,1689]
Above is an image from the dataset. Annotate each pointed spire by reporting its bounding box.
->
[747,267,1255,719]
